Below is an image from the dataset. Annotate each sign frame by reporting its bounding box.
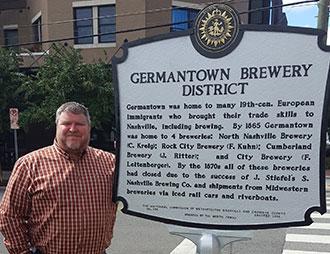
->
[112,22,329,230]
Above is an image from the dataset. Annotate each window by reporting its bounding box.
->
[33,16,42,43]
[98,5,116,43]
[73,4,116,46]
[4,29,18,48]
[171,7,198,31]
[74,7,93,44]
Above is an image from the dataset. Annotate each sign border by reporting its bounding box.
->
[112,25,329,230]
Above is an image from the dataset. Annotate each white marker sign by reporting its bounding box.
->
[113,4,329,229]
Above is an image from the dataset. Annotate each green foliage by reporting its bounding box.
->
[0,43,114,144]
[0,48,26,133]
[18,44,114,131]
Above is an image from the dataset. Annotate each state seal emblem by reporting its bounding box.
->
[191,4,242,58]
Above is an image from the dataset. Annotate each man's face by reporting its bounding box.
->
[56,111,91,154]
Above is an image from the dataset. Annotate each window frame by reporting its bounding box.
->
[74,6,94,45]
[3,26,19,49]
[32,12,42,43]
[171,6,199,32]
[73,0,116,48]
[98,5,116,43]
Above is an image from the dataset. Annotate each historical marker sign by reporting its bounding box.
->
[113,4,330,229]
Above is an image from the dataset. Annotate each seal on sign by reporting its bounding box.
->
[192,3,242,58]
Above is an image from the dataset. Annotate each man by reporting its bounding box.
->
[0,102,117,254]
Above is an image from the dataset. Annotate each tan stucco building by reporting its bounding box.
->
[0,0,278,66]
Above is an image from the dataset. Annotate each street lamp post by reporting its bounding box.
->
[317,0,329,43]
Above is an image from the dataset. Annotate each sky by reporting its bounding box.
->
[282,0,329,44]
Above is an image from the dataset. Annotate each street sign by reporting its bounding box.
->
[9,108,19,129]
[113,4,330,230]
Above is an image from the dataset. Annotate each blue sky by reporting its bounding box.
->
[282,0,329,44]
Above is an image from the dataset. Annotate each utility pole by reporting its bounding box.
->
[317,0,329,43]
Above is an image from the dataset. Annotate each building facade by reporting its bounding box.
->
[0,0,286,66]
[0,0,286,173]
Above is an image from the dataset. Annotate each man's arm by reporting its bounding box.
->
[0,158,32,254]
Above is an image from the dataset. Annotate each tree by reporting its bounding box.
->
[0,48,26,134]
[19,44,115,134]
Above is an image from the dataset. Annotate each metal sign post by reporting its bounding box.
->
[168,225,253,254]
[13,129,18,160]
[9,108,19,160]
